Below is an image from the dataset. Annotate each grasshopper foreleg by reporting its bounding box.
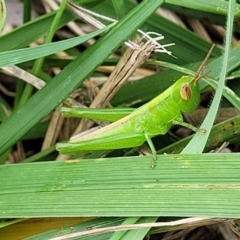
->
[172,120,206,133]
[144,133,157,168]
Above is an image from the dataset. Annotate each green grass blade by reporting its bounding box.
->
[111,0,125,19]
[109,217,140,240]
[0,10,74,51]
[0,218,26,229]
[165,0,240,15]
[23,0,31,23]
[1,154,240,218]
[182,0,235,154]
[0,25,113,69]
[32,0,68,73]
[117,217,158,240]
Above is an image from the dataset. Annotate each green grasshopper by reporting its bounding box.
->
[56,45,214,167]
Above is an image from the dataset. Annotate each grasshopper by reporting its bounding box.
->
[56,45,214,167]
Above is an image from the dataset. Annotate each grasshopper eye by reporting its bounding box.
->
[180,84,192,100]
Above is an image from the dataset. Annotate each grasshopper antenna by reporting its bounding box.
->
[195,44,215,83]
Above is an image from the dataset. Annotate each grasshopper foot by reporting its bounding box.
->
[151,155,157,168]
[197,128,206,134]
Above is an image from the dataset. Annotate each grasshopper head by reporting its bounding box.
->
[172,75,200,113]
[172,44,214,113]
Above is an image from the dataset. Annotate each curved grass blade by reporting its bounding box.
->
[182,0,235,154]
[0,24,114,69]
